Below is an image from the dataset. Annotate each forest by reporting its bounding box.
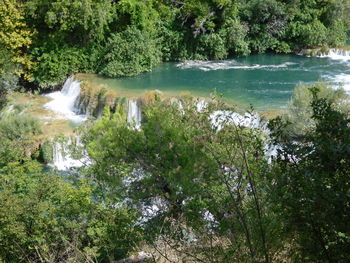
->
[1,0,350,262]
[1,0,350,95]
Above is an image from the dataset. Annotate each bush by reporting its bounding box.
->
[281,83,349,138]
[157,21,190,61]
[0,113,42,164]
[327,19,348,47]
[288,19,328,48]
[0,161,140,263]
[0,47,19,109]
[269,87,350,261]
[220,19,250,56]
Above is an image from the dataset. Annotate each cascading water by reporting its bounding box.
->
[45,76,87,122]
[210,111,262,131]
[320,49,350,92]
[127,100,142,129]
[210,110,278,161]
[196,99,208,112]
[321,49,350,60]
[51,137,90,171]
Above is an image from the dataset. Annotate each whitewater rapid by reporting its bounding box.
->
[177,49,350,94]
[322,49,350,92]
[177,60,297,71]
[319,49,350,61]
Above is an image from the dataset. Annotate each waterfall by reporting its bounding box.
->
[326,49,350,60]
[51,137,90,171]
[318,49,350,60]
[196,99,208,112]
[127,100,142,129]
[45,76,87,122]
[319,49,350,92]
[210,111,263,131]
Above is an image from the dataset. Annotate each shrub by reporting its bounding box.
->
[0,161,140,263]
[0,113,42,164]
[269,87,350,262]
[281,83,349,138]
[195,33,228,60]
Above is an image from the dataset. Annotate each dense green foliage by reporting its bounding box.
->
[0,0,349,90]
[0,112,41,165]
[99,26,161,77]
[84,100,273,262]
[0,107,141,263]
[0,48,19,109]
[269,87,350,262]
[1,0,350,261]
[81,89,350,262]
[281,83,350,137]
[0,162,140,263]
[0,82,349,262]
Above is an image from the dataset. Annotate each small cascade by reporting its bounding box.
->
[324,49,350,60]
[51,137,90,171]
[319,49,350,92]
[170,98,185,115]
[210,111,263,131]
[127,100,142,129]
[45,76,87,122]
[314,48,350,60]
[196,99,208,112]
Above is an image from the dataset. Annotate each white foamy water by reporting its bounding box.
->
[322,49,350,92]
[320,49,350,60]
[196,99,208,112]
[127,100,142,129]
[330,73,350,92]
[210,111,263,131]
[51,137,91,171]
[45,76,87,122]
[317,49,350,93]
[177,60,297,71]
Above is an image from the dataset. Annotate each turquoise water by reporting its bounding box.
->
[90,54,350,110]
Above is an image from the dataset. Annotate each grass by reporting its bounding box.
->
[7,92,76,138]
[260,110,285,120]
[334,45,350,50]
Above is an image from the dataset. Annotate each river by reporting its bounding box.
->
[87,52,350,110]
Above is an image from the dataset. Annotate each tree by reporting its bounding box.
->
[0,161,140,263]
[84,99,277,262]
[99,26,161,77]
[269,87,350,262]
[25,0,114,43]
[281,83,350,138]
[0,47,19,109]
[0,0,35,79]
[239,0,289,53]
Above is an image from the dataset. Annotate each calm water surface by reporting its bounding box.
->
[90,54,350,110]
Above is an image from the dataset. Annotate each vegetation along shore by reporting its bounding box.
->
[1,0,350,262]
